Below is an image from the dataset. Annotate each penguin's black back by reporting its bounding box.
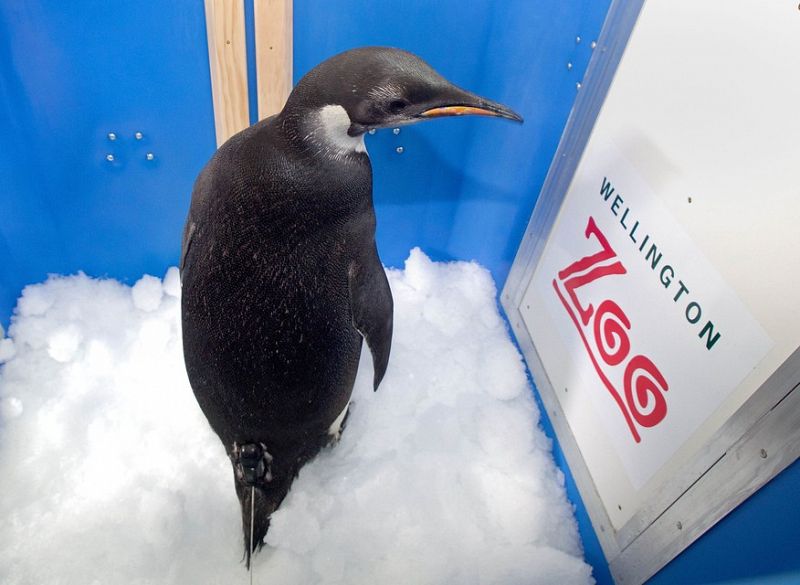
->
[181,115,374,456]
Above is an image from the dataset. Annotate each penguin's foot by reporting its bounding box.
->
[231,442,274,487]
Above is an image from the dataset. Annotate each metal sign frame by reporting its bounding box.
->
[501,1,800,582]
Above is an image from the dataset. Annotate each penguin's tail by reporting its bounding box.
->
[239,484,272,569]
[235,471,296,569]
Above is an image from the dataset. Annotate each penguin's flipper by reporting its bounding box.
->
[348,249,394,390]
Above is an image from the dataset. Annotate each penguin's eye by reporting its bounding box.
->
[388,99,409,114]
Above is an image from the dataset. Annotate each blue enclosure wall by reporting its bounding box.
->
[1,2,798,584]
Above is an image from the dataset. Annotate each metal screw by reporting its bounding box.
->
[396,146,404,154]
[591,41,597,49]
[677,521,683,530]
[688,196,693,203]
[135,131,144,140]
[105,154,115,162]
[760,448,768,458]
[392,128,401,135]
[576,82,582,90]
[368,129,376,135]
[576,36,581,44]
[107,132,117,141]
[567,62,573,70]
[145,152,155,161]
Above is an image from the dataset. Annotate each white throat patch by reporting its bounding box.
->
[307,104,367,159]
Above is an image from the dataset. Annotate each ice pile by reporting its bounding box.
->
[0,249,592,585]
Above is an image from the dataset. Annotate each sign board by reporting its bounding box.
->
[503,0,800,582]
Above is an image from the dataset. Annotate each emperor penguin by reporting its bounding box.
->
[180,46,522,565]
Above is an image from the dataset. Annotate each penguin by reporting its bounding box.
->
[180,46,522,565]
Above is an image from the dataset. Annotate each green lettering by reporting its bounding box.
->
[601,177,615,201]
[700,321,721,350]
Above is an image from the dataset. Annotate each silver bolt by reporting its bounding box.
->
[395,146,404,154]
[591,41,597,49]
[105,154,115,162]
[146,152,155,161]
[107,132,117,141]
[576,82,582,90]
[392,128,401,135]
[368,129,376,135]
[135,131,144,140]
[567,62,573,70]
[677,521,683,530]
[576,36,581,44]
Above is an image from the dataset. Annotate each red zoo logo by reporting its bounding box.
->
[552,216,669,443]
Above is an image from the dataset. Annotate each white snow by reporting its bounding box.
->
[0,248,593,585]
[131,274,165,312]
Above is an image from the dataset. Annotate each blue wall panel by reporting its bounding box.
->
[0,0,608,326]
[0,1,216,324]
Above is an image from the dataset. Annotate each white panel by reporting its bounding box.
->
[503,0,800,579]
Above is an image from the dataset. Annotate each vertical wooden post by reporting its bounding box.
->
[204,0,250,147]
[254,0,293,120]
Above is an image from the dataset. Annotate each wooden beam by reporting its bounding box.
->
[254,0,293,120]
[204,0,250,147]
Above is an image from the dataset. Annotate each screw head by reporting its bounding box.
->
[107,132,117,141]
[395,146,404,154]
[760,448,768,458]
[677,521,683,530]
[591,41,597,49]
[392,128,401,135]
[576,36,581,44]
[105,154,115,162]
[135,131,143,140]
[576,82,582,90]
[145,152,155,161]
[567,62,573,70]
[368,129,376,135]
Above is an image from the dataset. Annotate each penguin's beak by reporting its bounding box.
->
[419,89,523,123]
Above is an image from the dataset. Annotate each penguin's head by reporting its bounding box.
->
[281,47,522,154]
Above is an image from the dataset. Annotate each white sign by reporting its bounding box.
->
[528,138,772,489]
